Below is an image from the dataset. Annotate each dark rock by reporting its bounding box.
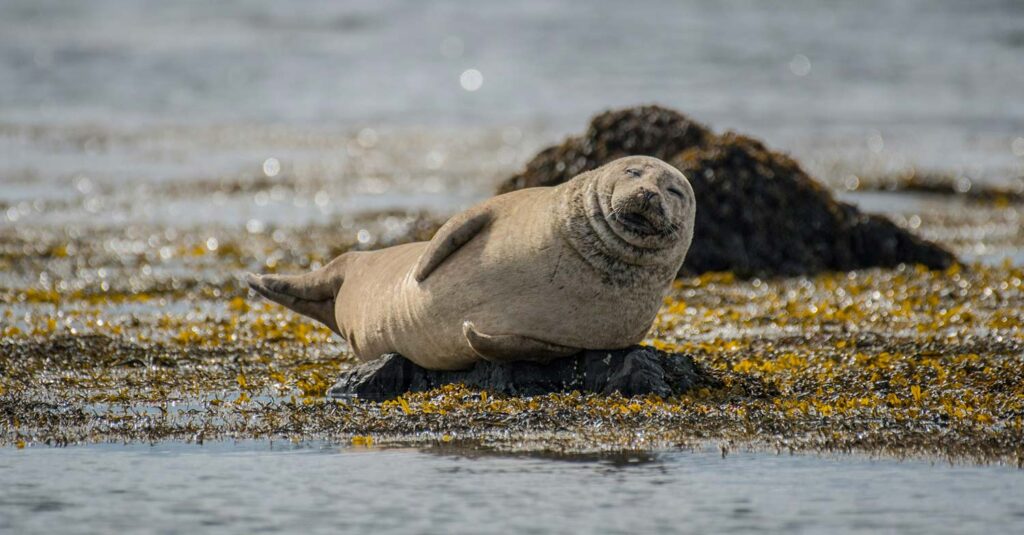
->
[326,346,720,401]
[497,105,956,277]
[498,106,714,194]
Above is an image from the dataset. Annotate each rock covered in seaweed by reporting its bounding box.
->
[499,106,714,193]
[326,346,720,401]
[498,105,955,277]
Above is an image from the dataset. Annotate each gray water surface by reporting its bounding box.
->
[2,444,1022,534]
[2,0,1023,220]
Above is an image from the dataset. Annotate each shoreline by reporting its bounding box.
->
[3,260,1022,465]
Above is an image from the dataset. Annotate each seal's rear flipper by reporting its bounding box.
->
[245,254,352,336]
[246,273,340,335]
[463,321,579,363]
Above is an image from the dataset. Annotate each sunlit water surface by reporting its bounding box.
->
[2,444,1023,534]
[2,0,1023,230]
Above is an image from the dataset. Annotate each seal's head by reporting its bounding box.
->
[596,156,696,251]
[558,155,696,280]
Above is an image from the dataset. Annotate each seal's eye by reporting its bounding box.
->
[667,187,685,199]
[625,168,643,178]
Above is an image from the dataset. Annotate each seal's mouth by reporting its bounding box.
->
[615,211,660,235]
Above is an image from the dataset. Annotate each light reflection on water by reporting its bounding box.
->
[2,0,1023,219]
[1,443,1023,534]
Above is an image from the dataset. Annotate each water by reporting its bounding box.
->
[1,443,1021,534]
[2,0,1023,229]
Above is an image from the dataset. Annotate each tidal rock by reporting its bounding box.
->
[497,105,955,277]
[326,346,719,401]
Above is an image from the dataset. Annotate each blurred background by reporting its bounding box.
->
[2,0,1023,230]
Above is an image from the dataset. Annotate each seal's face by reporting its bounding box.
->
[558,155,696,277]
[600,156,696,249]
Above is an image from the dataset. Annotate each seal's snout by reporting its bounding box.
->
[635,188,667,222]
[641,189,661,208]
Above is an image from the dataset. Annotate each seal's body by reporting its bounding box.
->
[248,156,696,370]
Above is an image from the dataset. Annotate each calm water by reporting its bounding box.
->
[1,444,1023,534]
[2,0,1023,227]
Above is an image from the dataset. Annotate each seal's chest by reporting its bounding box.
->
[515,271,661,333]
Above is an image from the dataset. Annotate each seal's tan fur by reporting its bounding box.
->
[248,156,695,370]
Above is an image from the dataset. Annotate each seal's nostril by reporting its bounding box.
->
[641,190,664,213]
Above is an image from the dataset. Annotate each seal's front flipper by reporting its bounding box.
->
[414,208,491,282]
[463,321,579,363]
[246,254,352,335]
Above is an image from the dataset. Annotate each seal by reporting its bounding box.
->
[247,155,696,370]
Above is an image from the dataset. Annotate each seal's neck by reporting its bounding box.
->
[555,174,681,286]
